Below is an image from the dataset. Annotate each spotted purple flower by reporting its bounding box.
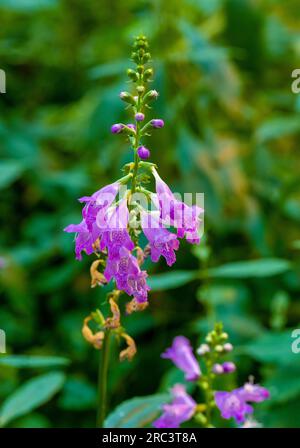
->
[215,390,253,424]
[141,211,179,266]
[215,382,270,425]
[162,336,201,381]
[152,168,203,243]
[97,198,134,260]
[153,384,196,429]
[104,247,150,303]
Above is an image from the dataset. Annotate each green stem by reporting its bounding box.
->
[96,330,111,428]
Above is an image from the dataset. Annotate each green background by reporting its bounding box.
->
[0,0,300,428]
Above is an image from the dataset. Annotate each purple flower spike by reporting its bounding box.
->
[111,123,123,134]
[162,336,201,381]
[153,384,196,429]
[151,119,164,128]
[215,391,253,424]
[222,362,236,374]
[135,112,145,121]
[141,211,179,266]
[137,146,150,159]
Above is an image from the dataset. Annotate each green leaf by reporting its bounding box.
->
[0,372,65,427]
[205,258,291,279]
[104,394,169,428]
[0,0,58,12]
[239,330,296,365]
[0,161,24,189]
[148,271,198,291]
[265,366,300,404]
[0,355,70,369]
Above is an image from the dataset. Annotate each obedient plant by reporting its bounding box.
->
[64,36,203,427]
[153,323,270,428]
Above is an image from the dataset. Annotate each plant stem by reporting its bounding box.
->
[96,330,111,428]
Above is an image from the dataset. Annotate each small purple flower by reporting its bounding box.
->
[141,211,179,266]
[222,362,236,374]
[64,181,120,260]
[137,146,150,160]
[111,123,124,134]
[162,336,201,381]
[215,390,253,424]
[152,168,203,243]
[151,119,164,128]
[135,112,145,121]
[153,384,196,428]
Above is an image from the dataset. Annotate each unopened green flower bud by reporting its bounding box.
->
[127,69,138,82]
[143,89,159,104]
[194,413,207,426]
[215,344,224,353]
[205,334,212,343]
[201,381,209,390]
[144,68,153,80]
[119,91,136,105]
[143,52,151,63]
[137,65,144,74]
[137,85,145,94]
[220,332,229,341]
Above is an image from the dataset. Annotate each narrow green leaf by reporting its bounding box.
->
[0,372,65,427]
[0,356,70,369]
[104,394,169,428]
[148,271,197,291]
[205,258,291,279]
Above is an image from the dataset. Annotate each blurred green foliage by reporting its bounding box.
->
[1,0,300,428]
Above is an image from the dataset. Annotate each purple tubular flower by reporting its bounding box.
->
[153,384,196,428]
[238,382,270,402]
[104,247,150,303]
[152,168,203,243]
[98,198,135,260]
[215,382,270,425]
[64,220,98,260]
[137,146,150,159]
[222,362,236,374]
[151,119,164,128]
[64,181,120,260]
[135,112,145,121]
[111,123,124,134]
[215,391,253,424]
[141,211,179,266]
[162,336,201,381]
